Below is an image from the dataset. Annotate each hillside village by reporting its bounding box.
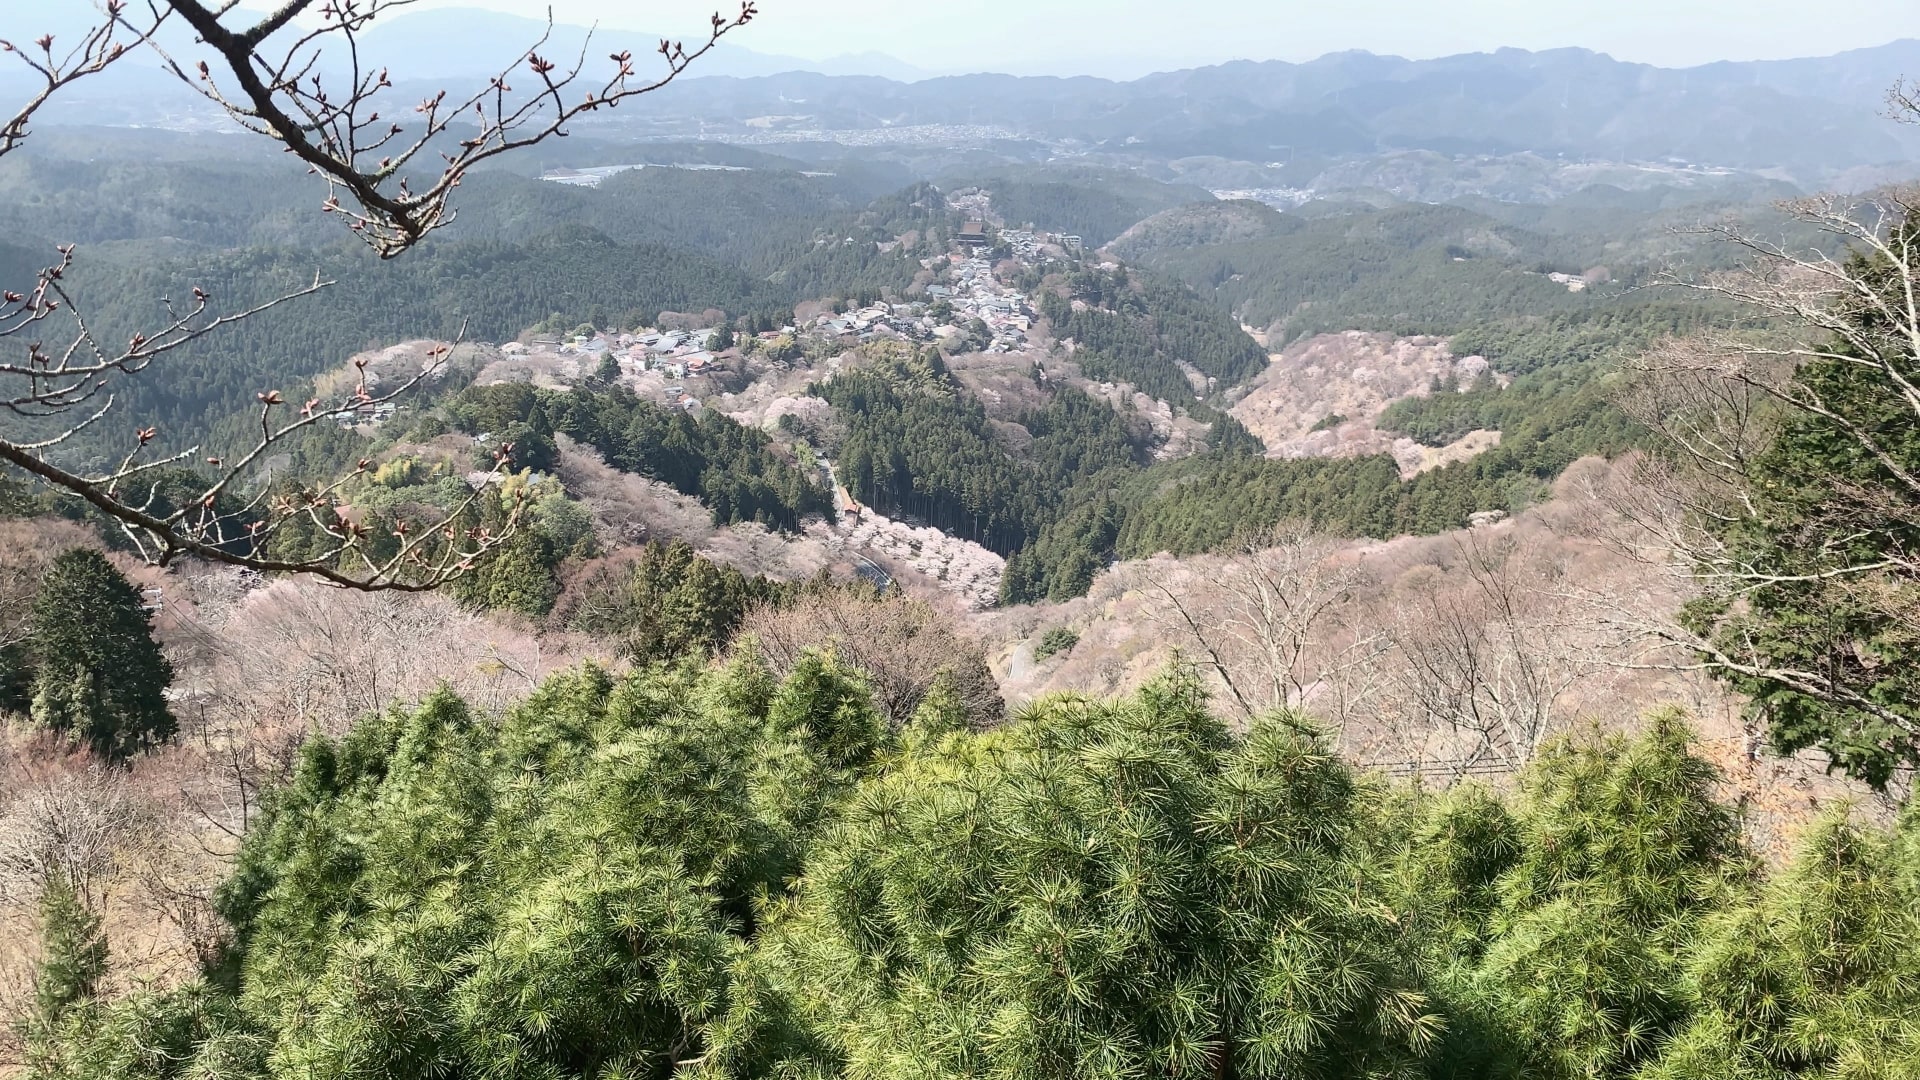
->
[322,191,1534,616]
[470,213,1068,411]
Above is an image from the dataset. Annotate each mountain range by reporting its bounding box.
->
[589,40,1920,176]
[5,5,1919,181]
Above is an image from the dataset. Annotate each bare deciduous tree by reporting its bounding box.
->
[155,567,598,850]
[735,589,1005,730]
[1375,533,1589,777]
[0,523,84,655]
[0,766,146,915]
[1134,522,1387,728]
[0,0,754,591]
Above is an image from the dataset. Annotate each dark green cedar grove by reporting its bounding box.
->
[26,548,175,761]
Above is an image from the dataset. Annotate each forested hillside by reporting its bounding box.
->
[940,165,1216,247]
[0,124,1767,620]
[0,149,965,469]
[822,349,1150,553]
[46,230,771,464]
[1043,265,1269,399]
[10,8,1920,1080]
[1120,197,1775,344]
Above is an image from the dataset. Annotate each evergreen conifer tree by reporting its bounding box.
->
[28,548,175,761]
[33,880,107,1028]
[738,669,1441,1080]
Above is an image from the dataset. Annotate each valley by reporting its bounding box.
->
[3,5,1920,1077]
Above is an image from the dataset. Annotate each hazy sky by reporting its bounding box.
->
[320,0,1919,78]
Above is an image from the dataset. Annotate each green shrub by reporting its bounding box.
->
[1033,626,1080,660]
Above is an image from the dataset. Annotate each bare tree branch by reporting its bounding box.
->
[151,0,758,257]
[0,0,756,590]
[1614,172,1920,785]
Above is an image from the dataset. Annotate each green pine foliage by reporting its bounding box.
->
[542,385,836,532]
[26,548,175,760]
[825,359,1046,551]
[1039,266,1268,405]
[24,665,1920,1080]
[820,352,1149,554]
[1429,713,1751,1079]
[741,672,1441,1080]
[1384,714,1920,1080]
[561,541,793,662]
[1642,813,1920,1079]
[32,881,108,1030]
[1032,626,1079,660]
[48,655,904,1079]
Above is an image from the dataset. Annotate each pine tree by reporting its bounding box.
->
[479,536,559,617]
[738,668,1441,1080]
[33,879,107,1027]
[28,548,175,761]
[1640,811,1920,1079]
[1406,711,1751,1079]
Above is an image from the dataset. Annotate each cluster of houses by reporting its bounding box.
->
[333,399,400,427]
[1001,229,1080,259]
[793,263,1033,356]
[926,253,1034,352]
[461,204,1069,419]
[802,301,924,343]
[504,327,731,392]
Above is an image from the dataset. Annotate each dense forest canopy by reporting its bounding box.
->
[937,165,1217,247]
[26,663,1920,1079]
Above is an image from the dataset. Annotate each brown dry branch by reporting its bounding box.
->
[0,764,146,915]
[1120,517,1655,781]
[1659,185,1920,497]
[0,279,523,590]
[0,521,93,652]
[1371,532,1590,777]
[153,566,600,849]
[152,0,757,257]
[736,589,1005,730]
[0,0,753,591]
[1892,78,1920,126]
[0,1,168,159]
[1131,522,1388,729]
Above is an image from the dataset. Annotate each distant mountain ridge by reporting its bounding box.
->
[573,38,1920,178]
[4,11,1917,179]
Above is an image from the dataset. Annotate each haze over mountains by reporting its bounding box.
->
[10,5,1919,183]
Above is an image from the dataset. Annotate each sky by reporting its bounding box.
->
[296,0,1920,79]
